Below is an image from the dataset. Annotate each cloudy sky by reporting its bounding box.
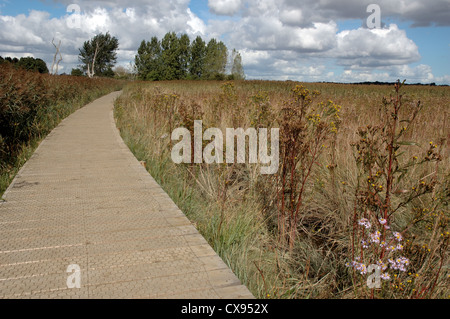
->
[0,0,449,84]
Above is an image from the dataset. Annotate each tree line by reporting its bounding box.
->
[1,32,245,81]
[135,32,244,81]
[0,56,49,74]
[74,32,244,81]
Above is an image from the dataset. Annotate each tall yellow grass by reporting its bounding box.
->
[114,80,449,299]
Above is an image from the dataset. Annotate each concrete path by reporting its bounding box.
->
[0,92,254,299]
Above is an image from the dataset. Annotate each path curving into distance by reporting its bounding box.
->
[0,92,254,299]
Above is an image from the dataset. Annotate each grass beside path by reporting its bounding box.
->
[0,65,125,197]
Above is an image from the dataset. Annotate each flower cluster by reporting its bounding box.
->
[346,258,368,275]
[346,259,393,281]
[393,231,403,242]
[379,218,390,230]
[380,273,391,280]
[376,259,388,271]
[386,244,404,252]
[370,230,381,244]
[358,219,405,252]
[361,239,370,249]
[358,218,372,229]
[388,257,410,272]
[348,216,411,283]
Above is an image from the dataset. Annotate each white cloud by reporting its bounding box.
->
[279,8,304,26]
[333,64,439,84]
[208,0,243,16]
[83,7,111,33]
[0,12,47,46]
[240,49,271,66]
[435,74,450,85]
[187,8,206,35]
[282,0,450,27]
[334,24,421,67]
[338,69,391,83]
[0,1,206,73]
[0,0,447,83]
[390,64,435,83]
[226,16,338,52]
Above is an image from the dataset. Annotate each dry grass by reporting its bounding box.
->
[114,80,449,299]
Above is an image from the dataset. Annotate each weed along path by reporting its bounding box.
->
[0,92,254,299]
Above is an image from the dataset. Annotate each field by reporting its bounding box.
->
[1,66,448,299]
[114,80,449,299]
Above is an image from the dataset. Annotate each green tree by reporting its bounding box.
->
[135,37,162,81]
[5,57,19,64]
[204,39,228,80]
[71,68,84,76]
[134,34,236,81]
[16,57,49,74]
[161,32,181,80]
[189,36,206,79]
[178,34,191,80]
[79,32,119,78]
[231,49,245,80]
[102,67,115,78]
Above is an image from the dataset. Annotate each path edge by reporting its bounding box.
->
[1,91,123,203]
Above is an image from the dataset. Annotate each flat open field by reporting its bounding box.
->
[114,80,449,299]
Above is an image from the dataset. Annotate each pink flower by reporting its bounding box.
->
[380,273,391,280]
[358,218,371,229]
[370,231,381,244]
[393,232,403,242]
[361,239,370,249]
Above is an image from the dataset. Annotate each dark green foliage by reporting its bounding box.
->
[5,57,19,64]
[135,37,162,81]
[189,36,206,79]
[16,57,49,74]
[203,39,228,80]
[0,56,49,73]
[135,33,241,81]
[79,32,119,77]
[178,34,191,80]
[102,67,115,78]
[161,32,181,80]
[71,68,84,76]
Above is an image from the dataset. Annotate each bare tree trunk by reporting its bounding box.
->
[51,38,63,75]
[87,41,99,78]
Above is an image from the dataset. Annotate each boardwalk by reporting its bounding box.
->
[0,92,254,299]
